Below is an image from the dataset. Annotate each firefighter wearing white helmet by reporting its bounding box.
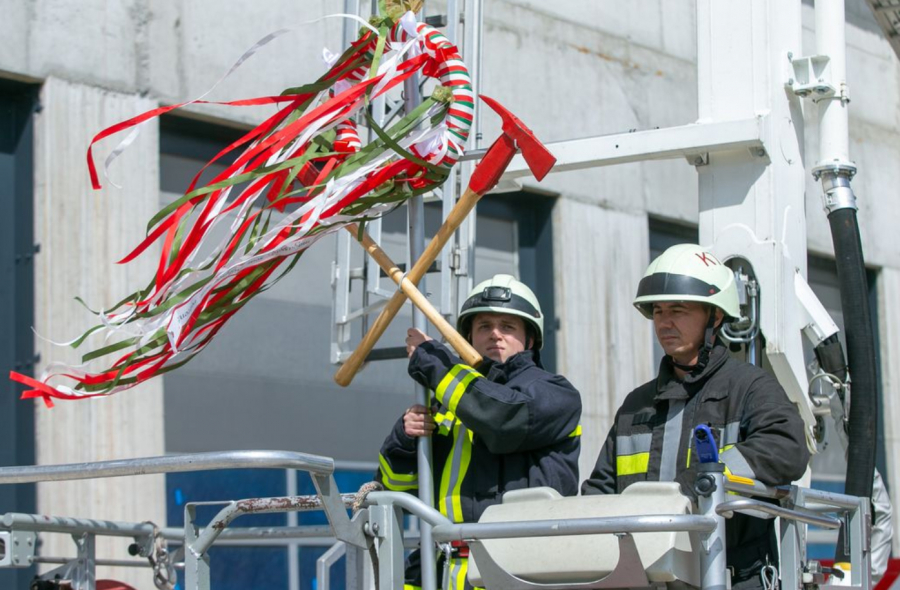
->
[457,274,545,354]
[376,273,582,590]
[583,244,810,590]
[633,243,740,372]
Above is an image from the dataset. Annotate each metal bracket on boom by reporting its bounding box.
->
[787,54,839,99]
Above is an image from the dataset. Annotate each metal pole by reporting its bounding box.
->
[287,469,300,590]
[441,0,462,321]
[697,463,727,590]
[317,541,347,590]
[0,450,334,484]
[460,0,484,298]
[405,64,437,590]
[815,0,850,168]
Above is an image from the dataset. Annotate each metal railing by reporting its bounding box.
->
[0,450,335,484]
[0,450,363,590]
[0,450,873,590]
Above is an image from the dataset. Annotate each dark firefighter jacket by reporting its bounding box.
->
[582,342,810,585]
[377,340,583,523]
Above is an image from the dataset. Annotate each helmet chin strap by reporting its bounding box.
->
[670,308,719,374]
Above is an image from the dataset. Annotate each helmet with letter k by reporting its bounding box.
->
[633,244,740,370]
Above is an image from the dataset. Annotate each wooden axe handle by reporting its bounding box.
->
[334,187,483,386]
[344,224,482,367]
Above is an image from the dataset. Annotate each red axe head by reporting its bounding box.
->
[479,95,556,181]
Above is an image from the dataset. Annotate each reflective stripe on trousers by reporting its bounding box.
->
[438,419,473,522]
[404,557,484,590]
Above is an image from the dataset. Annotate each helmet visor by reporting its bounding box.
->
[460,287,542,319]
[636,272,721,300]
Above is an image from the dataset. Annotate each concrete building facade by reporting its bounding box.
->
[0,0,898,586]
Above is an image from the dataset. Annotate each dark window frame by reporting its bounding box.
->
[478,192,558,373]
[0,77,39,588]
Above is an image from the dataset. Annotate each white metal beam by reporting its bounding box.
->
[497,117,768,180]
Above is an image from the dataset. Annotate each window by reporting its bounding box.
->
[0,79,39,589]
[477,193,557,372]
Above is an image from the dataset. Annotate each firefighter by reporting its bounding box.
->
[582,244,810,590]
[377,274,582,590]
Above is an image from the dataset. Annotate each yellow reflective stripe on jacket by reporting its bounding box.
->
[720,445,756,479]
[435,364,482,414]
[438,420,473,522]
[378,453,418,491]
[616,452,650,476]
[434,410,456,437]
[616,432,651,476]
[568,424,582,438]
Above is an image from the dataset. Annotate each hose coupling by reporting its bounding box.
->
[812,161,857,213]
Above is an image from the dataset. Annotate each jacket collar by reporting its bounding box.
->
[655,341,729,400]
[480,350,538,383]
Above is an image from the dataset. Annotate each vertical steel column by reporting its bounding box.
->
[72,532,97,590]
[780,488,806,590]
[287,469,300,590]
[405,69,437,590]
[362,0,389,324]
[346,544,367,590]
[317,541,347,590]
[370,504,406,590]
[184,505,211,590]
[441,0,462,320]
[697,464,727,590]
[847,494,873,588]
[458,0,484,296]
[331,0,362,365]
[814,0,851,169]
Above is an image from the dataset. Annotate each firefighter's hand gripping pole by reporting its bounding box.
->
[344,224,482,367]
[334,96,556,387]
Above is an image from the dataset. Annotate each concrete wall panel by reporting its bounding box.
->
[508,0,697,63]
[0,0,29,75]
[33,77,165,586]
[878,267,900,553]
[554,199,653,482]
[165,1,342,126]
[29,0,140,92]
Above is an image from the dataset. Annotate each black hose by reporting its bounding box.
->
[828,207,877,561]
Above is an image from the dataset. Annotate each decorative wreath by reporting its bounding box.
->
[11,9,472,405]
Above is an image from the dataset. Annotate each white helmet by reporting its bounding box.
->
[457,274,544,349]
[633,244,740,320]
